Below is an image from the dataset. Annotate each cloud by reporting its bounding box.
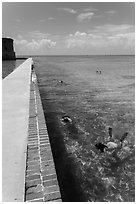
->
[83,7,98,12]
[105,10,117,16]
[27,31,50,40]
[77,12,94,22]
[14,38,28,46]
[26,39,56,50]
[91,24,135,35]
[40,17,54,22]
[66,31,101,48]
[75,31,87,37]
[39,19,47,22]
[13,24,135,55]
[65,28,135,54]
[57,7,77,14]
[14,35,56,54]
[48,17,54,20]
[107,32,135,49]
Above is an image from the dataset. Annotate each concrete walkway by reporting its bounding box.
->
[2,58,32,201]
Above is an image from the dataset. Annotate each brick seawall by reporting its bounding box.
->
[2,58,62,202]
[25,71,62,202]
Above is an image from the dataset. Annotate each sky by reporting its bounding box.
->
[2,2,135,55]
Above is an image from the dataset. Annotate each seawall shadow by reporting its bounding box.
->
[41,99,86,201]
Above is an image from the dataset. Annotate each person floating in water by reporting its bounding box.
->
[95,143,108,153]
[96,70,102,74]
[61,115,72,123]
[95,127,129,152]
[59,80,63,84]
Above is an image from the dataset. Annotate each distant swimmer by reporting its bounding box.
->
[106,141,118,150]
[95,143,108,153]
[62,116,72,123]
[32,74,37,84]
[108,127,113,139]
[120,132,128,143]
[96,70,102,74]
[59,80,63,83]
[32,64,34,71]
[106,131,129,150]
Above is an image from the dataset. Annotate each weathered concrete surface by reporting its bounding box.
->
[2,58,32,201]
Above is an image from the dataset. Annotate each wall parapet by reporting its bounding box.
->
[2,58,61,202]
[2,58,32,201]
[25,71,62,202]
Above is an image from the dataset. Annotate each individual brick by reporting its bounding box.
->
[28,147,39,152]
[26,169,40,176]
[26,174,40,181]
[49,199,62,202]
[41,162,54,170]
[28,130,37,134]
[39,128,47,131]
[41,155,53,162]
[27,146,39,151]
[39,139,49,143]
[40,159,54,167]
[28,131,37,134]
[39,144,50,148]
[27,160,40,166]
[26,191,43,201]
[28,134,38,137]
[43,185,60,194]
[27,145,38,149]
[44,191,61,202]
[28,137,38,141]
[27,164,40,171]
[26,184,43,194]
[29,123,36,126]
[39,138,49,142]
[27,153,39,160]
[42,174,57,182]
[40,151,52,158]
[43,179,58,187]
[41,165,54,172]
[27,142,38,147]
[28,135,38,138]
[26,179,41,189]
[27,156,40,162]
[27,153,39,158]
[39,146,50,152]
[40,141,50,145]
[30,198,44,202]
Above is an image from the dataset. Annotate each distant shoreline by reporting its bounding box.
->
[16,54,135,58]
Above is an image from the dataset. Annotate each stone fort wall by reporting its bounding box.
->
[2,38,16,60]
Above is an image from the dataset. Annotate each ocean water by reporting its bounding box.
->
[2,59,25,79]
[2,55,135,201]
[34,55,135,202]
